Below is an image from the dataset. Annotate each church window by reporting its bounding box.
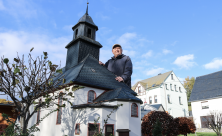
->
[75,123,80,135]
[56,92,63,124]
[75,29,78,38]
[105,124,114,136]
[170,84,172,90]
[175,85,177,91]
[171,74,174,80]
[131,103,138,117]
[87,28,92,38]
[179,87,181,92]
[88,123,99,136]
[36,99,42,125]
[88,90,96,103]
[165,84,168,90]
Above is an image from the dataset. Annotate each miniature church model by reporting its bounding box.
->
[27,4,142,136]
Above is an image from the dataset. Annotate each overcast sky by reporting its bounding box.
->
[1,0,222,99]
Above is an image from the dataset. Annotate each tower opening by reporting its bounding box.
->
[75,29,78,38]
[87,28,92,38]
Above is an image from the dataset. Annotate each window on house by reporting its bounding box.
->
[36,99,41,125]
[152,84,156,87]
[171,74,173,80]
[88,123,99,136]
[149,96,152,104]
[75,124,80,135]
[165,84,168,90]
[56,93,63,124]
[131,103,138,117]
[179,97,182,105]
[88,90,96,103]
[75,29,78,38]
[167,95,171,103]
[154,95,157,103]
[87,28,92,38]
[179,87,181,92]
[170,84,172,90]
[138,86,141,93]
[201,101,209,109]
[105,124,114,136]
[175,85,177,91]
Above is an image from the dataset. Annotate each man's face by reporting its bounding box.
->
[112,46,122,57]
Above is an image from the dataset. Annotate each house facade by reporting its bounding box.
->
[132,71,189,118]
[189,70,222,128]
[26,4,142,136]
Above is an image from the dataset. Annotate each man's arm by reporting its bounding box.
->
[121,57,133,82]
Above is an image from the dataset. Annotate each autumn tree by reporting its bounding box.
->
[174,117,196,136]
[0,48,74,135]
[183,76,195,105]
[141,111,178,136]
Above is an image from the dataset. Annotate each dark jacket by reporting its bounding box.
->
[105,54,133,87]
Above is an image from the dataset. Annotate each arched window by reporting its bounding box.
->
[88,90,96,103]
[131,103,138,117]
[36,99,42,125]
[56,92,63,124]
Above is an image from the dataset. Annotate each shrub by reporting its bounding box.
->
[141,111,178,136]
[174,117,196,136]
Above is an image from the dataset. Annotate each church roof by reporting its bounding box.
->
[53,54,140,102]
[189,70,222,102]
[132,71,172,91]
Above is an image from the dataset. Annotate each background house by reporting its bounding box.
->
[132,71,189,118]
[189,70,222,128]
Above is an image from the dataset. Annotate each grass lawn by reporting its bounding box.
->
[179,132,220,136]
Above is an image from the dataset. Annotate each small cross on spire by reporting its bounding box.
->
[86,0,89,15]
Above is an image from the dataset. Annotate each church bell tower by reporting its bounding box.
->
[65,3,102,71]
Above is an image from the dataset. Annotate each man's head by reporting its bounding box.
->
[112,44,122,58]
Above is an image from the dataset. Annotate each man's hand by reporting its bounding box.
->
[99,61,105,66]
[115,76,124,82]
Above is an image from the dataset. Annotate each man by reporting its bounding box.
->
[99,44,133,87]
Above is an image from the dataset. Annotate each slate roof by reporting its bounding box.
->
[53,54,140,103]
[132,71,172,90]
[150,104,163,110]
[189,70,222,102]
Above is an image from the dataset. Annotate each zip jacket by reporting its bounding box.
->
[105,54,132,87]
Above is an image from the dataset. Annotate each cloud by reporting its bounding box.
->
[96,12,110,20]
[146,68,165,76]
[142,50,153,59]
[0,0,6,10]
[162,49,173,55]
[177,77,185,82]
[173,54,196,69]
[116,33,137,48]
[63,25,73,31]
[171,41,178,46]
[0,30,70,67]
[123,50,136,57]
[204,58,222,69]
[1,0,39,19]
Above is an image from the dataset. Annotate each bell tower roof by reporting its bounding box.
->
[72,3,98,30]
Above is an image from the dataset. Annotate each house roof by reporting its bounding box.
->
[189,70,222,102]
[53,54,141,103]
[71,103,116,109]
[150,104,163,110]
[132,71,172,90]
